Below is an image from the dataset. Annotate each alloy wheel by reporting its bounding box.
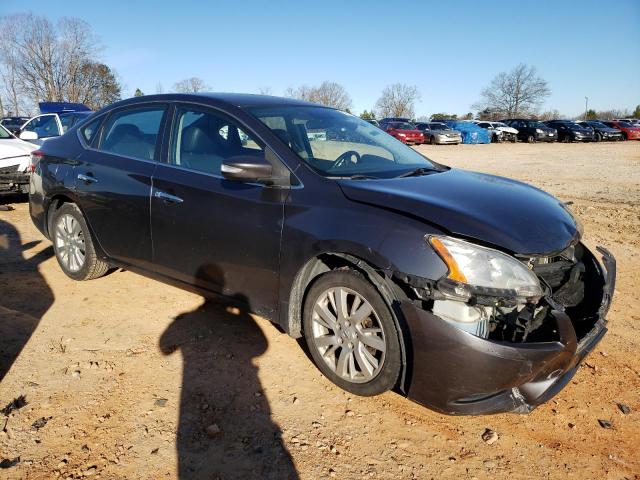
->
[54,213,86,272]
[310,287,386,383]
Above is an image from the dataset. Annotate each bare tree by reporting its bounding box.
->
[284,82,353,111]
[473,64,550,118]
[309,81,352,111]
[258,86,273,95]
[76,63,121,110]
[375,84,420,118]
[155,82,164,94]
[284,85,315,101]
[0,13,121,111]
[172,77,210,93]
[536,109,561,121]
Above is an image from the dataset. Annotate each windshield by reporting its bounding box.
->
[495,122,509,127]
[0,124,13,139]
[389,122,415,130]
[617,121,634,128]
[429,123,448,130]
[248,106,439,178]
[530,121,545,128]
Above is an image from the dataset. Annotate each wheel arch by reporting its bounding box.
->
[46,194,108,260]
[287,252,411,393]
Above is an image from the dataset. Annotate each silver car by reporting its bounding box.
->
[415,122,462,145]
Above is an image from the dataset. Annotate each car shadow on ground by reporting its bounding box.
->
[159,265,298,479]
[0,217,54,382]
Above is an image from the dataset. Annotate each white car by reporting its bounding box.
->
[0,123,37,194]
[18,110,94,145]
[474,121,519,143]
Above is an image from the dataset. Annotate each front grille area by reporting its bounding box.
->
[0,164,20,175]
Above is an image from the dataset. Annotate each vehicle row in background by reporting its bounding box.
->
[1,102,93,146]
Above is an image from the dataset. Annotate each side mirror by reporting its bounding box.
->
[19,130,38,140]
[221,156,273,183]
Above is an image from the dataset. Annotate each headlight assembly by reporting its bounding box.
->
[428,235,543,302]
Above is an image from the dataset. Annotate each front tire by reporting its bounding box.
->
[527,134,535,143]
[430,136,437,145]
[50,203,110,281]
[595,133,602,142]
[302,270,401,396]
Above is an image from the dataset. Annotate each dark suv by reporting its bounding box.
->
[29,93,615,415]
[501,119,557,143]
[544,120,595,142]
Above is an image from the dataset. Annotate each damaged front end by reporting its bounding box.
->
[397,237,615,415]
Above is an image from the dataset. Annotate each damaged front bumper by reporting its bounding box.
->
[401,247,616,415]
[0,171,30,193]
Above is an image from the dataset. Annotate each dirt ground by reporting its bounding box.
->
[1,141,639,480]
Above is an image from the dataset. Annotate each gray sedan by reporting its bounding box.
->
[415,122,462,145]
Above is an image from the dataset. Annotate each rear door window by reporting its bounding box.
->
[99,106,166,161]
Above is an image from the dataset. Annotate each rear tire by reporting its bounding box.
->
[595,133,602,142]
[302,270,401,396]
[527,134,535,143]
[50,203,110,281]
[430,136,437,145]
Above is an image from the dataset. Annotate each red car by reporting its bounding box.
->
[603,120,640,140]
[385,121,425,145]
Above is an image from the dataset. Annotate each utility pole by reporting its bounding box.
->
[585,96,589,120]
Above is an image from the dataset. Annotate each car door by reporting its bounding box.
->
[20,114,61,145]
[73,103,168,268]
[150,104,287,316]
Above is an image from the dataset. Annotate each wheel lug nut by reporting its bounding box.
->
[345,321,351,327]
[348,342,353,349]
[337,338,343,344]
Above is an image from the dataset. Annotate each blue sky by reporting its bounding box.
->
[2,0,639,117]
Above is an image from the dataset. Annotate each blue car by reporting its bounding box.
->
[439,120,491,144]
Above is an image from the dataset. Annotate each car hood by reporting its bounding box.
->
[338,168,578,255]
[496,126,519,134]
[0,139,37,159]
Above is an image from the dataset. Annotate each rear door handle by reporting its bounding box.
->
[77,173,98,184]
[154,190,183,205]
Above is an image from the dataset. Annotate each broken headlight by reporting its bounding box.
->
[428,235,543,302]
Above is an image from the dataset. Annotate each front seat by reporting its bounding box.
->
[180,125,223,174]
[104,124,154,160]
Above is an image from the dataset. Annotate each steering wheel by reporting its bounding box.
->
[328,150,361,172]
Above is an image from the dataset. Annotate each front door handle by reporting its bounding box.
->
[77,173,98,184]
[154,190,184,205]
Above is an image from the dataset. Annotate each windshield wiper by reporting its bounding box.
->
[396,167,439,178]
[348,174,379,180]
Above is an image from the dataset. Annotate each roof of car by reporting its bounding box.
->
[120,93,321,109]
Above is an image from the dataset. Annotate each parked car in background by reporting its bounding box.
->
[576,121,623,142]
[378,117,412,129]
[18,102,93,145]
[384,121,425,145]
[602,120,640,140]
[544,120,595,142]
[473,121,518,143]
[501,119,557,143]
[440,120,491,144]
[0,123,38,194]
[29,93,615,415]
[1,116,30,135]
[613,118,640,127]
[366,119,380,128]
[414,122,462,145]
